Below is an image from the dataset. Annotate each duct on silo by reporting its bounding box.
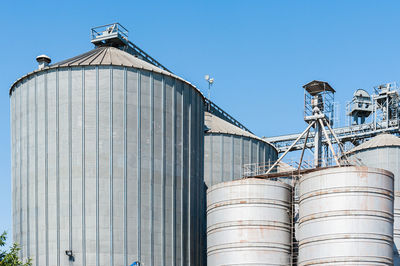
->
[347,133,400,263]
[203,112,278,188]
[10,46,206,266]
[298,166,394,265]
[206,178,292,266]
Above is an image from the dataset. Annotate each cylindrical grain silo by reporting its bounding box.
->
[346,133,400,262]
[203,112,278,187]
[298,166,394,265]
[10,46,205,266]
[206,178,292,266]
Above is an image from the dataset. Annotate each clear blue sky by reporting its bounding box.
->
[1,0,400,244]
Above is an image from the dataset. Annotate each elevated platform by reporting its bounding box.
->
[264,122,400,153]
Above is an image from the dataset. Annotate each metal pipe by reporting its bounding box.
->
[324,118,349,163]
[298,129,310,171]
[265,121,315,175]
[314,120,322,167]
[318,119,340,166]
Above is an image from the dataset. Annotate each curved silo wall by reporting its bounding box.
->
[298,166,394,265]
[204,133,277,188]
[206,178,292,266]
[348,146,400,261]
[10,65,205,266]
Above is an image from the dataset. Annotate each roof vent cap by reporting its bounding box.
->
[36,54,51,70]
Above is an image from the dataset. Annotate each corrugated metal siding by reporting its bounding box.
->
[204,133,277,188]
[11,65,205,266]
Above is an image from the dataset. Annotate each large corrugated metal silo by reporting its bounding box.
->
[347,133,400,262]
[298,166,394,265]
[206,178,292,266]
[10,46,205,266]
[203,112,277,187]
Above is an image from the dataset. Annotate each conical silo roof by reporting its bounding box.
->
[348,133,400,154]
[204,112,274,146]
[10,46,199,96]
[52,46,175,76]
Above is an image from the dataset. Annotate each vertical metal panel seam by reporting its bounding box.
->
[95,66,100,266]
[248,139,252,167]
[196,97,200,264]
[240,138,244,178]
[19,81,22,259]
[150,72,154,266]
[81,68,86,266]
[200,99,205,265]
[193,88,198,264]
[193,96,197,264]
[109,68,114,266]
[264,144,267,166]
[196,97,201,264]
[194,95,199,264]
[9,86,13,260]
[26,78,30,258]
[180,82,184,266]
[56,69,60,266]
[124,67,129,266]
[220,135,224,182]
[45,73,49,266]
[161,76,166,266]
[187,88,191,265]
[261,143,265,165]
[14,87,18,254]
[198,97,203,264]
[14,88,17,253]
[34,75,39,266]
[12,90,15,250]
[172,79,176,266]
[11,87,15,257]
[209,135,213,185]
[135,69,140,264]
[231,136,234,180]
[68,69,73,262]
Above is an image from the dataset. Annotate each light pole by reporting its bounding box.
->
[204,75,214,100]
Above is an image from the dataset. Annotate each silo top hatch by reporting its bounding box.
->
[303,80,335,96]
[91,23,129,47]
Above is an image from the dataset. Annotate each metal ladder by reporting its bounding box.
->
[290,175,299,266]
